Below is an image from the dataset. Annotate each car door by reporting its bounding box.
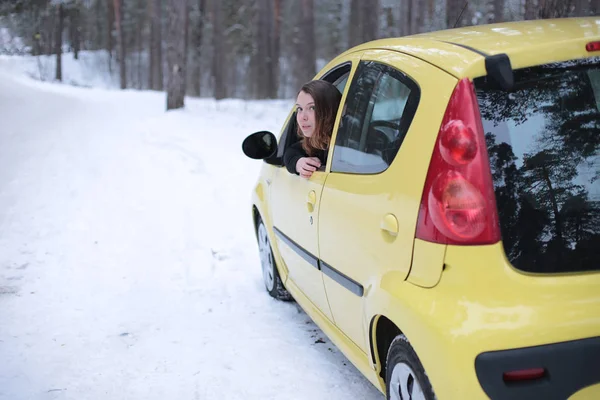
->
[269,55,360,321]
[318,51,445,353]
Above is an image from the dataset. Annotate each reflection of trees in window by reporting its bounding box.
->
[486,133,522,259]
[337,62,381,149]
[477,59,600,273]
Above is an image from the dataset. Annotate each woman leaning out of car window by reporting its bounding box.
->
[283,80,342,179]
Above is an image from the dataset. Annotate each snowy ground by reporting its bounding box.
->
[0,57,383,399]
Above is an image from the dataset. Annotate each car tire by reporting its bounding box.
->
[257,219,292,301]
[386,335,436,400]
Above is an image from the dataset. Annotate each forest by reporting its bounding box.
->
[1,0,598,108]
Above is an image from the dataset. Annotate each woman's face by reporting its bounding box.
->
[296,91,316,138]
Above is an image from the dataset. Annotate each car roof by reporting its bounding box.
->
[342,17,600,79]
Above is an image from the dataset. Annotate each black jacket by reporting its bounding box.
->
[283,141,328,174]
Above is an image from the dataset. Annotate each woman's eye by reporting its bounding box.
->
[309,106,315,111]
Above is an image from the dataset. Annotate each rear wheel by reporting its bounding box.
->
[257,219,291,301]
[386,335,436,400]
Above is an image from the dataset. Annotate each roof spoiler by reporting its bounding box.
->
[485,53,514,91]
[442,41,515,91]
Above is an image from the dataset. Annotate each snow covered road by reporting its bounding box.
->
[0,70,382,400]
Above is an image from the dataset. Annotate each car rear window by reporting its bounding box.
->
[474,58,600,274]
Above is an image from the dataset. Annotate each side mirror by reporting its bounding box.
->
[242,131,278,160]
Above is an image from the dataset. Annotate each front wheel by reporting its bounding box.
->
[386,335,436,400]
[257,219,292,301]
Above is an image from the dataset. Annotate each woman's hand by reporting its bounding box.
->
[296,157,322,179]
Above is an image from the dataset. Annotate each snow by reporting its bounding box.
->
[0,28,26,55]
[0,51,118,88]
[0,55,383,399]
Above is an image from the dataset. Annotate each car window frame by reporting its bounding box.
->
[330,60,421,175]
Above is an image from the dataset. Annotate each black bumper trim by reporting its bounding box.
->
[475,336,600,400]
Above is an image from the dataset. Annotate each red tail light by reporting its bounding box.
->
[416,78,500,245]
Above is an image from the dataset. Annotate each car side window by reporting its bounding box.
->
[272,64,351,164]
[331,61,420,174]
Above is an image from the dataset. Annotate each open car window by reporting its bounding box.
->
[267,64,352,166]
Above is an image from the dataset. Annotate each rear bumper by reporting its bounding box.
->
[475,335,600,400]
[405,243,600,399]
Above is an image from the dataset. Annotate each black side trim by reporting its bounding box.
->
[272,227,364,297]
[475,336,600,400]
[320,261,364,297]
[273,227,320,270]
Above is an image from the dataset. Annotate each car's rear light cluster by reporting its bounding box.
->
[416,78,501,245]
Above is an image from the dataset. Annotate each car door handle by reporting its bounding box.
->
[306,190,317,212]
[380,213,399,237]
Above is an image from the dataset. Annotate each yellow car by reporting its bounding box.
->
[242,17,600,400]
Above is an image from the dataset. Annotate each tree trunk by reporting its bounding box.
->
[212,0,226,100]
[541,166,565,248]
[407,0,414,33]
[298,0,315,85]
[107,0,114,73]
[539,0,574,17]
[94,0,103,50]
[183,0,189,93]
[362,0,379,40]
[55,3,63,81]
[428,0,435,26]
[44,10,55,55]
[573,0,587,16]
[349,0,361,47]
[271,0,282,98]
[71,2,81,60]
[137,3,144,90]
[114,0,126,89]
[190,0,205,96]
[487,0,505,23]
[148,0,154,89]
[524,0,538,20]
[409,0,421,34]
[349,0,379,43]
[399,0,409,36]
[32,4,41,56]
[166,0,188,110]
[149,0,164,90]
[256,0,275,99]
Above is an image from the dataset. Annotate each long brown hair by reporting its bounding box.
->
[297,80,342,156]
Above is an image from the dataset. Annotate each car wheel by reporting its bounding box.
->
[257,219,292,301]
[386,335,436,400]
